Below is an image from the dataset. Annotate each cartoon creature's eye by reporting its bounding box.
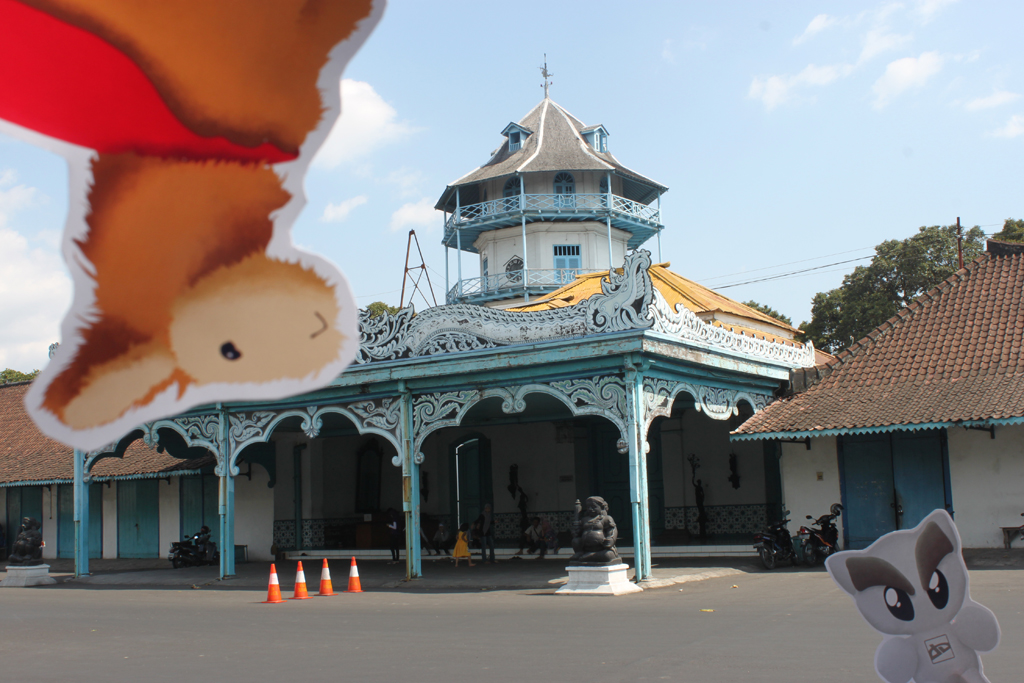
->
[220,342,242,360]
[927,570,949,609]
[884,587,915,621]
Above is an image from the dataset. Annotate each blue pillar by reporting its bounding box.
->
[73,448,90,577]
[625,358,652,581]
[217,405,235,579]
[400,382,421,579]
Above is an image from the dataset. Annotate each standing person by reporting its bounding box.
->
[476,503,496,564]
[452,523,475,567]
[693,478,708,543]
[386,509,402,564]
[541,518,559,554]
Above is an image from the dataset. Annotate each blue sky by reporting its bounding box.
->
[2,0,1022,372]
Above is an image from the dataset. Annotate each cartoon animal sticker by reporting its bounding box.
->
[0,0,384,449]
[826,510,1000,683]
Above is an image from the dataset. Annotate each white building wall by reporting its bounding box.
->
[41,486,56,559]
[158,479,179,557]
[235,465,274,561]
[475,222,629,276]
[948,424,1024,548]
[778,436,844,548]
[102,483,117,558]
[671,411,767,509]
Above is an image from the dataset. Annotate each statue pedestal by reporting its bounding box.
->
[556,563,643,596]
[1,564,57,587]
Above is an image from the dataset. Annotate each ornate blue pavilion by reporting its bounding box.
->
[71,251,817,583]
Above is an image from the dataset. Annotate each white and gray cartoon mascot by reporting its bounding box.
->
[826,509,1000,683]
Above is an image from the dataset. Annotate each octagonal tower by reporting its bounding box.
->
[436,96,667,308]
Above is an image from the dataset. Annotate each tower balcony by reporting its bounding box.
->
[446,267,605,305]
[442,193,662,254]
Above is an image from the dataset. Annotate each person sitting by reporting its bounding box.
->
[524,516,546,559]
[431,522,451,556]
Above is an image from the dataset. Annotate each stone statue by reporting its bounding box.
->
[569,496,620,566]
[8,517,44,566]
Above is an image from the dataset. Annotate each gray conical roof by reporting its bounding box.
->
[436,98,666,210]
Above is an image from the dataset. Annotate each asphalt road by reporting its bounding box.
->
[1,568,1020,683]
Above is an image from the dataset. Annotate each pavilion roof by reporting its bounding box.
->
[436,97,667,210]
[733,240,1024,439]
[0,381,214,486]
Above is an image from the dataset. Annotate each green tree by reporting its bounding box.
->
[741,300,793,326]
[802,223,985,355]
[993,218,1024,243]
[1,368,40,383]
[365,301,400,318]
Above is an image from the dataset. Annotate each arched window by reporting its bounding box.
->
[553,172,575,208]
[501,177,519,213]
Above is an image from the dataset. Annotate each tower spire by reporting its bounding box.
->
[539,54,553,98]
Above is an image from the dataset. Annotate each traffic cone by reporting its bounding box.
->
[346,556,363,593]
[291,560,312,600]
[262,563,285,604]
[317,558,335,596]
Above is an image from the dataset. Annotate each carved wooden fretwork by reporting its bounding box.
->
[357,251,654,364]
[648,290,815,367]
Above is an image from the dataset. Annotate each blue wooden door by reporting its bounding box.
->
[179,475,220,547]
[592,420,632,540]
[892,431,948,529]
[841,434,897,549]
[57,484,102,559]
[117,480,160,557]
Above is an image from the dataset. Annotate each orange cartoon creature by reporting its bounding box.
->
[0,0,384,449]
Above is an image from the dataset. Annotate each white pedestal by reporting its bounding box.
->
[556,563,643,596]
[1,564,57,587]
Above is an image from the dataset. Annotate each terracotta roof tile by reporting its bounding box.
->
[736,242,1024,436]
[0,382,214,484]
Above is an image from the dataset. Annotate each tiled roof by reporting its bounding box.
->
[509,263,831,361]
[734,241,1024,438]
[438,97,667,204]
[0,381,214,485]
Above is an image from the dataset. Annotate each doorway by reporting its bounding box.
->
[839,430,951,549]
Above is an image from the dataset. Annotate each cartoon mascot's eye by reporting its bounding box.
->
[884,587,915,621]
[927,570,949,609]
[220,342,242,361]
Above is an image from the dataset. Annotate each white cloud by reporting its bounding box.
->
[320,195,368,223]
[872,51,944,109]
[313,80,419,169]
[793,14,839,45]
[992,114,1024,139]
[915,0,958,22]
[389,198,438,233]
[0,174,70,371]
[386,168,426,199]
[859,28,913,63]
[749,63,853,110]
[965,91,1021,112]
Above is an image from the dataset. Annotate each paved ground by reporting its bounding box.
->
[0,554,1021,682]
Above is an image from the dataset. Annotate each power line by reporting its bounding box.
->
[715,256,873,289]
[698,245,876,283]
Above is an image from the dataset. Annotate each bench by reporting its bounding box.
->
[999,527,1021,549]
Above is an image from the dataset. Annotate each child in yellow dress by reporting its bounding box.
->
[453,523,475,567]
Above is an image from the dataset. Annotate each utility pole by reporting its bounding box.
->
[400,230,438,309]
[956,216,964,270]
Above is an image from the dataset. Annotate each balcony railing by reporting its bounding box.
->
[445,193,660,232]
[446,268,604,305]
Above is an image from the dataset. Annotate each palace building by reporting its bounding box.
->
[5,94,820,583]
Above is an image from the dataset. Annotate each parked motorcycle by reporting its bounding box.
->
[169,526,219,568]
[797,503,843,566]
[754,512,799,570]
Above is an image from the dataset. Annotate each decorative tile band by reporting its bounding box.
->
[664,504,768,536]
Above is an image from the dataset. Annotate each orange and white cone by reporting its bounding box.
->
[262,563,285,604]
[291,560,312,600]
[317,558,335,596]
[347,556,363,593]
